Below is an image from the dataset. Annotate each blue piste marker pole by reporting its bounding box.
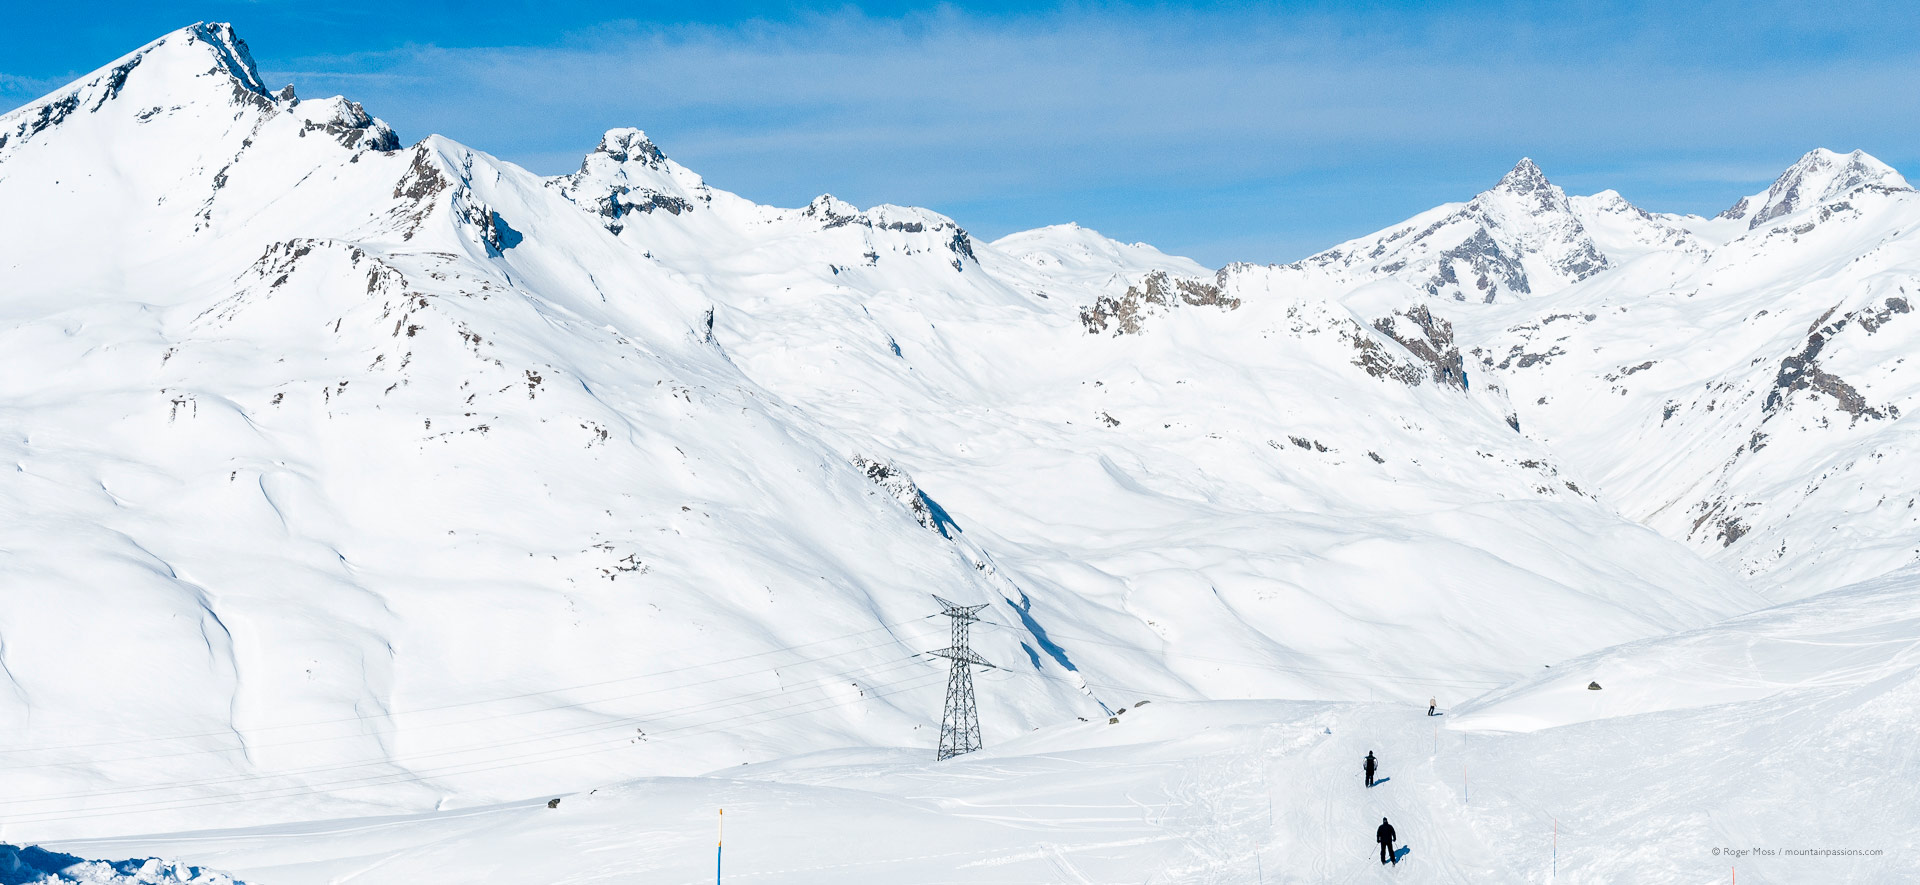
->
[717,808,723,885]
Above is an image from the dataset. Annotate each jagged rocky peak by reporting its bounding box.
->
[550,127,711,233]
[1494,157,1556,203]
[1720,148,1912,228]
[290,95,399,151]
[185,21,271,97]
[0,21,282,154]
[801,194,866,227]
[592,127,668,169]
[1290,156,1605,303]
[1477,157,1579,216]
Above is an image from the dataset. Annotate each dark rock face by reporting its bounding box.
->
[1426,228,1531,302]
[851,455,957,538]
[394,146,449,202]
[596,130,667,168]
[298,99,399,152]
[1763,301,1904,423]
[1690,497,1755,549]
[546,130,714,234]
[803,196,867,229]
[1079,270,1238,335]
[1370,305,1466,389]
[580,187,693,233]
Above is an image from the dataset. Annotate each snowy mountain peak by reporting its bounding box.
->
[0,20,297,164]
[593,127,667,168]
[181,21,271,98]
[550,128,712,232]
[1496,157,1553,195]
[1284,156,1605,302]
[1721,148,1912,228]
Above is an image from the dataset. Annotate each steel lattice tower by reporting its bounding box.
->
[929,594,993,760]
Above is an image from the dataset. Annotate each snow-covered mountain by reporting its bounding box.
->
[1,22,1916,881]
[1716,147,1912,229]
[1275,159,1610,303]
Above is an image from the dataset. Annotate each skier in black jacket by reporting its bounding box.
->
[1378,817,1397,864]
[1364,751,1378,787]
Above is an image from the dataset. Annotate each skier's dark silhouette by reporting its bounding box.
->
[1364,751,1377,787]
[1428,697,1437,716]
[1378,817,1397,864]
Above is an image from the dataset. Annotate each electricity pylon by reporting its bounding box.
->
[929,594,993,760]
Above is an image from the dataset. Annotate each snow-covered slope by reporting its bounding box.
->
[1469,155,1920,597]
[52,557,1920,883]
[1567,189,1715,260]
[2,21,1916,875]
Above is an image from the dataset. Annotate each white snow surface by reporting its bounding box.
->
[0,20,1915,883]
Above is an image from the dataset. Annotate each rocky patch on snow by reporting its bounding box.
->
[1078,269,1237,335]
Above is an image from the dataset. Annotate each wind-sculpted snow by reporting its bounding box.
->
[0,20,1912,854]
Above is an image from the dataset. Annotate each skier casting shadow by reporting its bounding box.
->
[1378,817,1398,864]
[1364,750,1378,787]
[1429,697,1438,716]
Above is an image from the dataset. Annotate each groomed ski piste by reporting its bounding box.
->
[1,20,1917,884]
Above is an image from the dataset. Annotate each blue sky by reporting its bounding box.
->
[5,1,1918,265]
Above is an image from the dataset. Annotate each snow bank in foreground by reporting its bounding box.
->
[0,845,240,885]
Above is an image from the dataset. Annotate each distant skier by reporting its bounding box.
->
[1364,751,1378,787]
[1378,817,1398,864]
[1428,697,1437,716]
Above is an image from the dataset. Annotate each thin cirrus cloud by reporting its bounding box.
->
[11,3,1920,265]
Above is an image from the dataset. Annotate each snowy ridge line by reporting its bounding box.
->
[3,665,953,829]
[0,617,941,755]
[979,622,1512,689]
[2,653,943,811]
[0,624,945,771]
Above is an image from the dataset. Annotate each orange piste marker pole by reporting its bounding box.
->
[717,808,724,885]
